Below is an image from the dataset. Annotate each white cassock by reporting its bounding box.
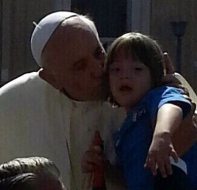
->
[0,72,127,190]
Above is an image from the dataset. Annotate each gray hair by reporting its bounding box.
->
[0,157,60,180]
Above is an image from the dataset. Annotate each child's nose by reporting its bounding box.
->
[120,67,131,79]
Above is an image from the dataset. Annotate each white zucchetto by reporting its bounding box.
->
[31,11,77,67]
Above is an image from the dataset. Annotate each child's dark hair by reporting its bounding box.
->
[105,32,165,105]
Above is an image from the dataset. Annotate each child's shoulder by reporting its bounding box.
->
[144,86,191,119]
[143,85,187,110]
[147,86,184,98]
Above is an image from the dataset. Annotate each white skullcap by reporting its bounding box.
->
[31,11,78,67]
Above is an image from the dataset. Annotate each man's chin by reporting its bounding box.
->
[83,91,106,101]
[93,86,108,101]
[80,90,107,101]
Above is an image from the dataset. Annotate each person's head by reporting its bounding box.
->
[0,173,65,190]
[0,157,66,190]
[105,32,165,111]
[31,11,106,101]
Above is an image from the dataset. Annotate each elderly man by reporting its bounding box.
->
[0,11,196,190]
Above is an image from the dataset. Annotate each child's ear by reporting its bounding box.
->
[39,68,61,90]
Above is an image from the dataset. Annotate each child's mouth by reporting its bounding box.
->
[120,86,132,92]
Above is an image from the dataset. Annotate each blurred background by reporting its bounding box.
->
[1,0,197,92]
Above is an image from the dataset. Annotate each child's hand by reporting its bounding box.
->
[144,132,178,178]
[81,145,107,173]
[81,131,109,173]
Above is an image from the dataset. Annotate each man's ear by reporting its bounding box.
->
[163,52,175,75]
[39,68,61,90]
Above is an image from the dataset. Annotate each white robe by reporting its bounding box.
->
[0,72,127,190]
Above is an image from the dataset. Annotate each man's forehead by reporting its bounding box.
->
[57,20,99,48]
[44,19,94,48]
[44,31,97,66]
[42,17,102,65]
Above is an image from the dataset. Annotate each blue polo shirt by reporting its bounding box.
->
[114,86,191,190]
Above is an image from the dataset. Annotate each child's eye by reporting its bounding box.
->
[135,67,142,71]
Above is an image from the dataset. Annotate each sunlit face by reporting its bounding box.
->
[42,18,106,101]
[109,48,152,111]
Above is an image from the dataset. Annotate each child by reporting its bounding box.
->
[106,32,192,189]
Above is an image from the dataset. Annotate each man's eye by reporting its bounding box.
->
[74,61,86,71]
[110,68,120,72]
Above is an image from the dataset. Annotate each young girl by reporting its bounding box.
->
[106,32,192,189]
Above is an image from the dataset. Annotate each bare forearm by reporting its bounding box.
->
[145,103,182,177]
[153,103,183,137]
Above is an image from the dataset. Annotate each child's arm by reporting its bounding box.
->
[144,103,183,178]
